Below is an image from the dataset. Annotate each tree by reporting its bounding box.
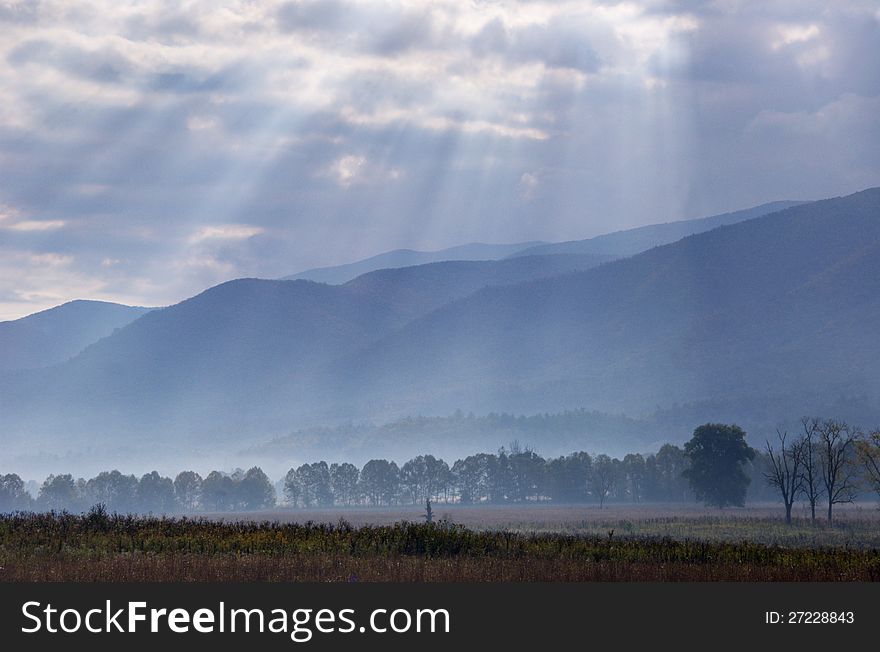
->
[237,467,276,510]
[546,452,591,503]
[85,470,138,513]
[330,463,360,506]
[358,459,399,506]
[590,454,618,508]
[764,429,804,524]
[508,449,545,502]
[452,454,494,504]
[173,471,203,511]
[816,418,860,524]
[798,417,822,522]
[400,456,428,505]
[488,449,512,503]
[201,471,236,511]
[682,424,755,508]
[0,473,32,511]
[857,428,880,501]
[425,456,452,503]
[136,471,176,513]
[654,444,690,501]
[290,462,333,508]
[38,474,81,511]
[282,467,301,507]
[622,454,646,502]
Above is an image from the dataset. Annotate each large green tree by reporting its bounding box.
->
[682,423,755,508]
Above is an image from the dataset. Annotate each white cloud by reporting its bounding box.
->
[28,252,74,267]
[186,114,220,131]
[772,24,820,50]
[519,171,540,200]
[0,204,65,231]
[188,224,265,243]
[321,154,404,188]
[3,219,66,231]
[327,154,365,187]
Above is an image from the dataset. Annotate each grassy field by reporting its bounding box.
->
[210,502,880,549]
[2,504,880,581]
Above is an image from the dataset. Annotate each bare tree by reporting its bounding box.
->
[764,429,804,525]
[856,429,880,500]
[816,418,860,525]
[798,417,821,522]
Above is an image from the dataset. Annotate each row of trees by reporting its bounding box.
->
[0,444,692,513]
[763,418,880,524]
[2,420,878,521]
[0,467,277,514]
[280,443,693,509]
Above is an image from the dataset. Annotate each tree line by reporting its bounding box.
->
[2,420,879,522]
[763,417,880,524]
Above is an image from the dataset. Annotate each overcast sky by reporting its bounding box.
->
[0,0,878,319]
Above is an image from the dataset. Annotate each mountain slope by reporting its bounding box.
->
[0,300,151,371]
[0,252,611,443]
[331,189,879,418]
[341,253,615,322]
[509,200,805,258]
[1,189,875,465]
[284,241,544,284]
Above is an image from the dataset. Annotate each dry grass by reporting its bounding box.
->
[5,553,876,582]
[209,502,880,548]
[2,508,880,582]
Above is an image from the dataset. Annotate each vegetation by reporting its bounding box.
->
[764,418,878,524]
[683,424,754,508]
[5,420,880,525]
[2,510,880,582]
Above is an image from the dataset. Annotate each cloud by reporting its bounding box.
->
[189,224,266,243]
[3,219,65,231]
[0,0,42,25]
[276,0,349,33]
[325,154,366,188]
[0,0,877,319]
[7,39,133,85]
[321,154,404,188]
[0,204,65,231]
[519,172,540,201]
[471,17,603,73]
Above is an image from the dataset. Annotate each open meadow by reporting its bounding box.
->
[3,503,880,582]
[208,502,880,549]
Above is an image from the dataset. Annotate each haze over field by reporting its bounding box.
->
[0,2,878,479]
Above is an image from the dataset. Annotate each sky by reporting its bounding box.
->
[0,0,878,320]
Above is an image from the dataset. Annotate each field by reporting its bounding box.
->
[2,503,880,582]
[210,502,880,549]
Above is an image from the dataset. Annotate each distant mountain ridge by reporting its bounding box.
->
[331,190,878,418]
[283,241,545,284]
[284,200,805,285]
[508,200,806,258]
[0,250,613,444]
[0,300,151,371]
[1,189,877,476]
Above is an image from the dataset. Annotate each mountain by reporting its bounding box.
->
[0,300,151,371]
[243,410,661,468]
[0,251,610,451]
[283,241,545,284]
[341,253,615,322]
[2,189,877,473]
[329,189,879,420]
[508,200,806,258]
[285,202,804,285]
